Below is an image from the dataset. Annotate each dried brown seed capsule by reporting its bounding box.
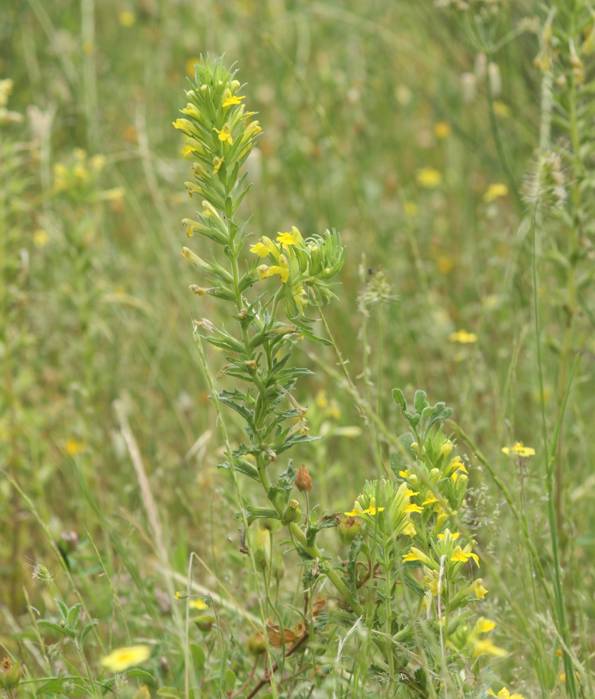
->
[295,465,312,492]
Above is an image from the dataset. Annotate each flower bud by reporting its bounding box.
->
[252,527,272,572]
[295,465,312,492]
[282,499,302,524]
[338,515,363,543]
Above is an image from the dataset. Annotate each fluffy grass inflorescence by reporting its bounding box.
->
[1,1,593,698]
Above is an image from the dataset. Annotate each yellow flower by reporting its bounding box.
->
[65,438,85,456]
[223,92,245,109]
[276,227,303,248]
[33,229,49,248]
[172,118,195,136]
[403,521,416,537]
[212,156,224,173]
[449,330,477,344]
[250,242,271,257]
[118,10,136,27]
[488,689,524,699]
[434,121,451,139]
[215,124,234,145]
[180,103,201,119]
[189,598,208,611]
[475,617,496,634]
[493,101,510,118]
[101,645,151,672]
[258,262,289,284]
[472,578,488,599]
[451,545,480,566]
[422,495,438,506]
[402,547,433,566]
[501,442,535,458]
[484,183,508,203]
[474,638,507,657]
[344,502,385,517]
[437,530,460,541]
[185,57,200,78]
[404,503,423,514]
[417,167,442,188]
[448,456,468,475]
[399,469,411,479]
[439,440,454,457]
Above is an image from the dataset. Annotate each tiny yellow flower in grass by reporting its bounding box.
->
[214,124,234,145]
[65,438,85,456]
[488,689,525,699]
[222,92,245,109]
[343,503,385,517]
[493,100,510,118]
[472,578,488,599]
[398,469,411,479]
[118,10,136,27]
[417,167,442,188]
[451,545,480,566]
[189,598,209,611]
[276,227,303,248]
[449,329,478,344]
[484,183,508,203]
[250,236,278,259]
[473,638,507,658]
[437,530,460,541]
[448,456,468,475]
[33,229,49,248]
[101,645,150,672]
[475,617,496,634]
[434,121,451,139]
[501,442,535,458]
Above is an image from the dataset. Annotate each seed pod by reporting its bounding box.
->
[282,499,302,524]
[338,515,363,544]
[247,632,267,655]
[295,465,312,493]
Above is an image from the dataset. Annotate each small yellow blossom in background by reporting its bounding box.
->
[33,229,49,247]
[449,329,477,344]
[438,530,460,541]
[118,10,136,27]
[222,93,245,109]
[403,201,418,217]
[215,124,234,145]
[101,645,150,672]
[185,57,200,77]
[559,673,566,683]
[417,167,442,188]
[493,100,510,118]
[65,438,85,456]
[472,578,488,599]
[501,442,535,458]
[276,227,303,248]
[189,598,208,611]
[488,688,524,698]
[434,121,451,139]
[404,503,423,514]
[484,182,508,203]
[436,255,455,274]
[451,545,479,566]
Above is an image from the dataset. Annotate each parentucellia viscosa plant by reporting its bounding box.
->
[174,57,523,698]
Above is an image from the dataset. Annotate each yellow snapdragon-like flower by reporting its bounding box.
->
[215,124,234,145]
[222,92,245,109]
[475,617,496,634]
[344,498,385,518]
[404,503,423,514]
[258,262,289,284]
[101,645,151,672]
[472,578,488,599]
[449,329,478,344]
[451,545,480,566]
[402,547,433,566]
[473,638,507,658]
[276,227,303,248]
[189,598,209,611]
[501,442,535,458]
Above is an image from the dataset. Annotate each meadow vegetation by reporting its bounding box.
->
[1,1,593,697]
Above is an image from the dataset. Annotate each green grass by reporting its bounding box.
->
[1,1,593,697]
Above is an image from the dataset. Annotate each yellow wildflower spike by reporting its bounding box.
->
[180,103,201,119]
[223,93,245,109]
